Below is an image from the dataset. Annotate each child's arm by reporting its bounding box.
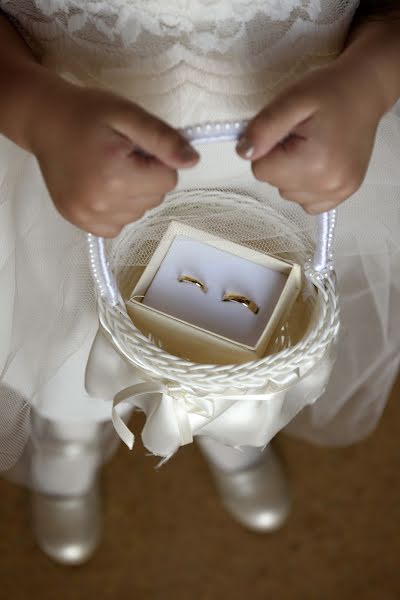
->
[345,2,400,112]
[0,13,199,236]
[352,1,400,23]
[237,5,400,214]
[0,13,58,151]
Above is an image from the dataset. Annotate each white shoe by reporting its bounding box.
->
[208,446,291,532]
[32,482,101,565]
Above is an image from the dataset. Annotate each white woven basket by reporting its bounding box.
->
[87,120,340,452]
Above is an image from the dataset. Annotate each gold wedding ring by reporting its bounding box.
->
[222,292,259,315]
[178,274,208,293]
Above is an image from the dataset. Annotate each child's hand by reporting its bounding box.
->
[32,86,199,237]
[236,61,385,214]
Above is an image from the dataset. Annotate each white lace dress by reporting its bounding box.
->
[1,0,400,470]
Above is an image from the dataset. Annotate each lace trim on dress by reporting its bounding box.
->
[1,0,359,56]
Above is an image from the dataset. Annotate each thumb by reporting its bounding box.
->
[237,89,317,161]
[111,103,200,169]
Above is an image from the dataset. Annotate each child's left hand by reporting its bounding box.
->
[236,60,386,214]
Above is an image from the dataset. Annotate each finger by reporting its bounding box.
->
[94,153,178,199]
[278,189,335,204]
[89,194,164,217]
[279,188,350,211]
[127,154,179,195]
[237,90,317,161]
[304,199,343,214]
[251,136,322,191]
[82,197,162,235]
[101,209,154,226]
[278,190,339,214]
[113,196,165,221]
[84,222,124,238]
[302,201,338,215]
[130,194,165,213]
[110,103,200,169]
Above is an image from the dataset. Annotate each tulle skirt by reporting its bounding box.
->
[1,104,400,474]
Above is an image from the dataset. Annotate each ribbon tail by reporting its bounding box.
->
[112,404,135,450]
[112,382,167,450]
[172,396,193,446]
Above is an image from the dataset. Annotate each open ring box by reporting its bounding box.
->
[125,221,301,364]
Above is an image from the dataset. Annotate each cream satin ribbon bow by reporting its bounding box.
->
[112,371,301,451]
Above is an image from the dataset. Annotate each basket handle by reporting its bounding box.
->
[87,120,336,307]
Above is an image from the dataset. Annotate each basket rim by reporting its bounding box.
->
[95,189,339,391]
[97,271,339,392]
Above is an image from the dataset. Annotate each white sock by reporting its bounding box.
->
[197,436,268,474]
[32,449,100,496]
[31,417,102,496]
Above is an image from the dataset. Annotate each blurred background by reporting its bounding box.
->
[0,375,399,600]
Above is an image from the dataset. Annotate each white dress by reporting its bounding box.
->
[1,0,399,473]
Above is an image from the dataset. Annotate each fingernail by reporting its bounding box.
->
[236,136,254,159]
[180,144,200,163]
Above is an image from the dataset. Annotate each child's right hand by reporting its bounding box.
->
[31,85,199,237]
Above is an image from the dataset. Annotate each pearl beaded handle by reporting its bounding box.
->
[87,120,336,307]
